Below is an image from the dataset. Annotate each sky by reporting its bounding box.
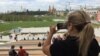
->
[0,0,100,13]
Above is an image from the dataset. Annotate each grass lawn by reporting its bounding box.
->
[0,21,56,32]
[0,21,100,35]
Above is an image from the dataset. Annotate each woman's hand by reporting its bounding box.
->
[42,25,57,56]
[49,25,57,35]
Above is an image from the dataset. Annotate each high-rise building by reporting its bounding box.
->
[48,5,52,14]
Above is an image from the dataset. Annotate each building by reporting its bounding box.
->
[56,10,65,16]
[83,8,98,17]
[48,5,56,15]
[19,27,67,35]
[70,6,100,21]
[48,5,65,16]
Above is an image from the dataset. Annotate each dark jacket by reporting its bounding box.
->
[9,49,17,56]
[50,35,100,56]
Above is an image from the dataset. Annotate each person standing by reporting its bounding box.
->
[9,35,12,39]
[0,35,2,39]
[14,35,18,41]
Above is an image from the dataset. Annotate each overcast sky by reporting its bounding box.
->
[0,0,100,13]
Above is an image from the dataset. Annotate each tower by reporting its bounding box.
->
[48,5,52,14]
[52,5,56,14]
[48,5,56,15]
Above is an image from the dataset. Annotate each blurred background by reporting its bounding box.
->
[0,0,100,56]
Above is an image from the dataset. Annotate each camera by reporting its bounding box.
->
[57,23,67,30]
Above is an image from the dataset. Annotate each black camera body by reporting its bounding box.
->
[57,23,67,30]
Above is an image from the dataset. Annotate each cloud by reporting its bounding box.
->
[0,0,100,13]
[0,0,60,13]
[36,0,59,3]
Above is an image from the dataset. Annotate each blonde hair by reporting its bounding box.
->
[68,10,94,56]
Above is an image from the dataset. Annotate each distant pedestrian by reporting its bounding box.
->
[24,38,26,40]
[9,35,12,39]
[38,42,42,47]
[43,38,45,41]
[9,45,17,56]
[14,35,18,41]
[37,37,40,40]
[0,35,2,39]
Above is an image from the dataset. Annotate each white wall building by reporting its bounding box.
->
[69,7,99,18]
[83,8,98,17]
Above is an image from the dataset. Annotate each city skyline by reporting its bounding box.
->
[0,0,100,13]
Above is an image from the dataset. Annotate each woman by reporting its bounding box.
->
[42,10,100,56]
